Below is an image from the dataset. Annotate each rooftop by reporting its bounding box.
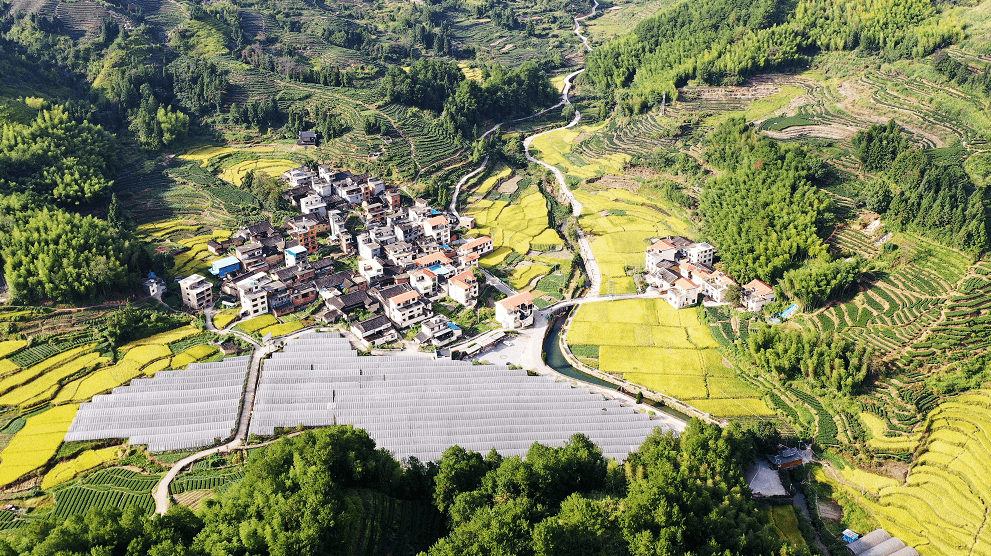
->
[461,236,492,250]
[389,290,421,305]
[745,279,774,296]
[497,291,534,311]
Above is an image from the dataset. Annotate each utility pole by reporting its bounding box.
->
[660,92,666,116]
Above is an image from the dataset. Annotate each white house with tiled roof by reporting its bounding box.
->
[495,292,535,329]
[458,236,493,259]
[446,269,479,306]
[385,289,428,328]
[743,279,776,312]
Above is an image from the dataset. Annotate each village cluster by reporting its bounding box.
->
[643,237,777,312]
[167,166,537,350]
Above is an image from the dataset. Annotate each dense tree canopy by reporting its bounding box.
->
[746,325,871,394]
[0,424,789,556]
[0,105,116,205]
[381,58,465,113]
[441,61,557,137]
[700,118,834,284]
[0,201,149,303]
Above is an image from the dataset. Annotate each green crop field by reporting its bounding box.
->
[566,299,772,416]
[51,467,160,518]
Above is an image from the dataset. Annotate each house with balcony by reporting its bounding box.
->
[743,279,776,312]
[409,268,438,297]
[414,315,463,348]
[179,274,213,310]
[422,215,451,244]
[384,241,415,267]
[235,272,271,318]
[457,236,494,259]
[495,292,535,329]
[446,269,479,307]
[351,315,398,349]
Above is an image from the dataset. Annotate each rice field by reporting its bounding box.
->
[53,345,172,404]
[527,123,630,182]
[839,390,991,556]
[212,310,239,329]
[0,404,79,486]
[259,321,304,338]
[235,314,278,334]
[170,344,219,369]
[510,263,552,290]
[0,340,27,359]
[0,346,93,400]
[576,189,692,294]
[566,299,771,416]
[764,505,808,551]
[219,158,296,186]
[469,184,564,274]
[42,446,126,490]
[0,352,109,407]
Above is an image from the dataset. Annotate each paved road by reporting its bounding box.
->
[449,155,489,219]
[481,268,517,297]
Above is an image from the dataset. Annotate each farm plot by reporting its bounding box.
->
[42,446,126,490]
[840,390,991,556]
[52,467,159,518]
[576,188,692,294]
[527,122,630,182]
[0,340,27,359]
[218,158,296,186]
[566,299,771,416]
[0,404,79,486]
[259,321,304,338]
[0,351,109,408]
[170,344,219,369]
[235,314,278,334]
[469,181,565,274]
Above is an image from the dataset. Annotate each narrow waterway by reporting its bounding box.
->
[542,315,692,422]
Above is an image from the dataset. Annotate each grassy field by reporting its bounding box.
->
[764,505,808,552]
[170,344,219,369]
[527,123,630,182]
[566,299,772,416]
[576,188,692,294]
[0,405,79,486]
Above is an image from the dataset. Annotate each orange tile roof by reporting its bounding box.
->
[389,290,421,304]
[451,269,476,283]
[411,268,437,279]
[415,252,452,266]
[497,291,534,310]
[650,239,676,251]
[461,236,492,250]
[745,279,774,296]
[426,215,448,227]
[448,279,470,291]
[674,277,699,290]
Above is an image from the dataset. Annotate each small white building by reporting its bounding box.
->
[666,277,701,309]
[457,236,494,259]
[414,314,463,348]
[300,194,327,219]
[285,245,307,267]
[495,292,535,329]
[385,290,429,328]
[236,272,270,317]
[178,274,212,310]
[409,268,438,297]
[685,242,715,266]
[743,279,776,312]
[358,258,384,281]
[446,270,479,306]
[144,273,166,298]
[422,215,451,245]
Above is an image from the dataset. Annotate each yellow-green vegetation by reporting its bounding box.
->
[54,345,173,404]
[172,233,226,276]
[170,344,219,370]
[459,63,484,82]
[236,314,279,333]
[706,85,806,126]
[0,340,27,359]
[259,321,304,338]
[835,465,900,495]
[0,346,92,398]
[0,404,79,486]
[510,263,552,290]
[126,326,200,348]
[528,123,630,181]
[577,188,691,294]
[41,446,125,490]
[180,146,234,166]
[839,390,991,555]
[0,359,19,376]
[472,167,512,199]
[212,310,239,330]
[219,158,295,186]
[859,412,921,452]
[471,187,563,267]
[0,352,109,407]
[567,299,771,416]
[764,505,808,551]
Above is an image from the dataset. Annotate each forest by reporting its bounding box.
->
[585,0,962,113]
[0,423,788,556]
[745,325,872,394]
[853,122,990,253]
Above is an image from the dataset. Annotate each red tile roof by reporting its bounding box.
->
[451,269,476,283]
[461,236,492,250]
[497,292,534,310]
[650,239,677,251]
[745,279,774,296]
[389,290,421,305]
[426,215,448,227]
[674,278,699,291]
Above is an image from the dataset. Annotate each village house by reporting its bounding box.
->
[422,215,451,245]
[495,292,535,329]
[414,314,463,348]
[384,241,415,267]
[358,258,384,281]
[325,290,380,320]
[457,236,494,259]
[297,131,317,147]
[384,289,429,328]
[743,279,776,312]
[644,236,737,309]
[209,256,242,278]
[235,272,271,318]
[300,194,327,219]
[666,277,702,309]
[446,269,479,307]
[351,315,398,349]
[409,268,438,297]
[143,272,166,298]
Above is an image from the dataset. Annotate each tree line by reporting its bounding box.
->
[0,422,795,556]
[854,121,990,253]
[745,325,871,394]
[585,0,963,114]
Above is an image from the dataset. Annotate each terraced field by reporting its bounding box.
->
[566,299,772,417]
[528,122,630,182]
[51,468,160,518]
[836,390,991,556]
